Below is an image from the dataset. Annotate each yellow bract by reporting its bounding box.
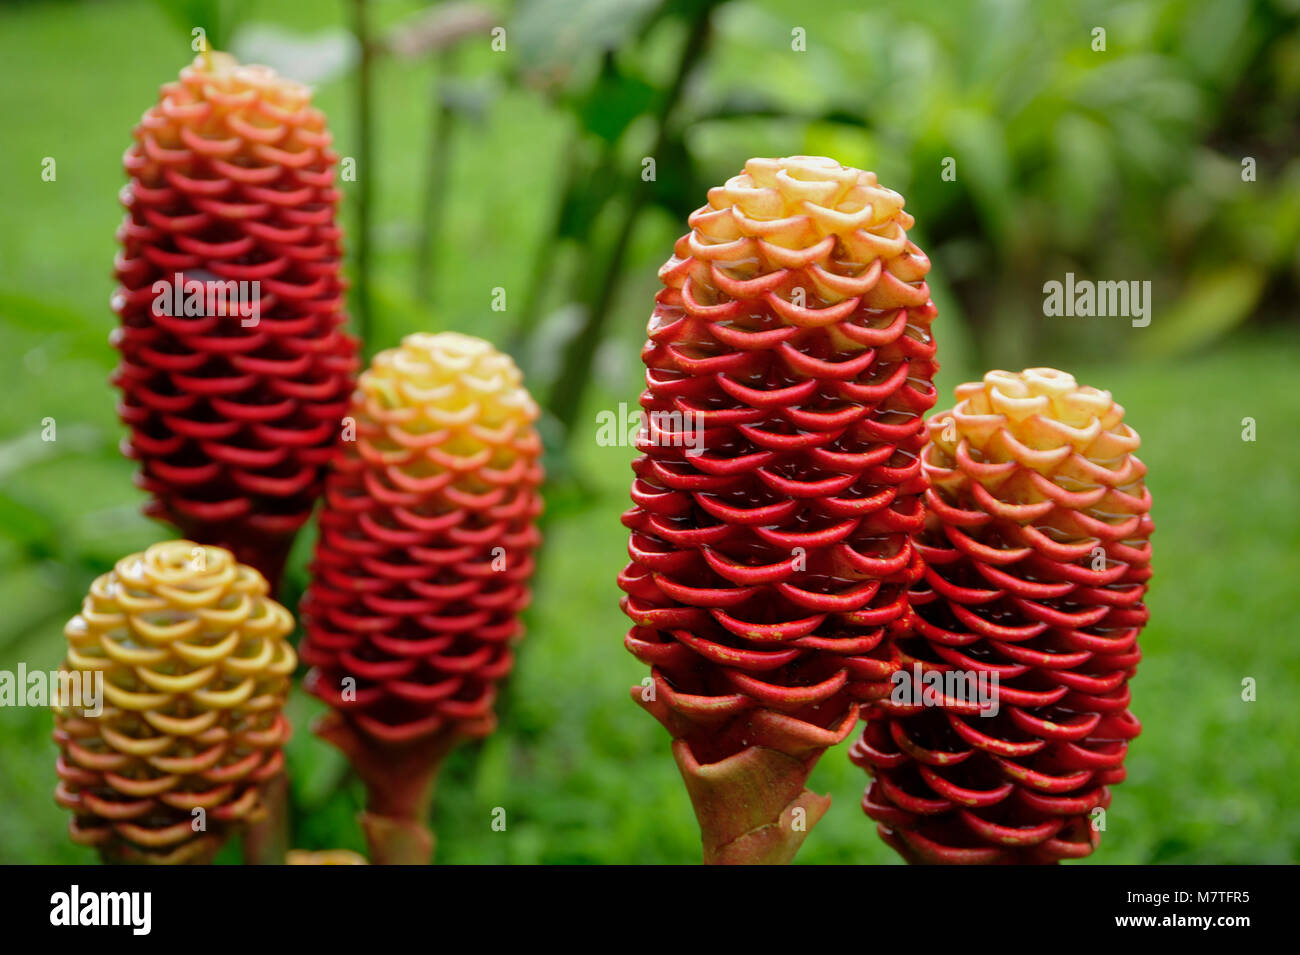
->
[54,540,297,861]
[58,540,295,721]
[286,849,369,865]
[695,156,913,270]
[933,368,1137,461]
[926,368,1147,518]
[355,332,541,481]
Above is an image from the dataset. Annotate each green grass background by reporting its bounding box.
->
[0,0,1297,863]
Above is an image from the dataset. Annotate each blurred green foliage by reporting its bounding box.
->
[0,0,1297,863]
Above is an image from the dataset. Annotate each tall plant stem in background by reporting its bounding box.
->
[349,0,375,345]
[507,132,599,355]
[545,3,715,436]
[547,188,645,428]
[414,48,460,304]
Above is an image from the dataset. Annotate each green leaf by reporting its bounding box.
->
[0,491,56,551]
[577,68,656,143]
[512,0,663,80]
[1052,113,1115,250]
[150,0,250,51]
[803,123,877,178]
[556,163,619,242]
[946,109,1014,251]
[646,134,697,221]
[0,290,90,336]
[0,425,103,484]
[1138,264,1267,357]
[0,291,114,369]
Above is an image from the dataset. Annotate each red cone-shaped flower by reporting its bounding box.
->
[111,52,358,588]
[852,368,1152,863]
[301,332,543,863]
[618,156,938,864]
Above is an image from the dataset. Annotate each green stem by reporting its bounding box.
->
[349,0,375,346]
[546,191,646,431]
[634,684,855,864]
[545,2,716,436]
[414,47,460,304]
[507,128,586,356]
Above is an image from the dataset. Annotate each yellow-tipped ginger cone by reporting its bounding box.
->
[852,369,1152,863]
[53,540,296,864]
[301,332,543,864]
[619,156,938,863]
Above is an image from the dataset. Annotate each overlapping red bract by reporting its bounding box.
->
[110,54,357,585]
[300,334,543,746]
[852,370,1152,863]
[619,158,939,772]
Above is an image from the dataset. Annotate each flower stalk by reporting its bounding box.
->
[619,156,940,863]
[301,333,543,864]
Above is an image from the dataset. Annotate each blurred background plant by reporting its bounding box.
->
[0,0,1297,863]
